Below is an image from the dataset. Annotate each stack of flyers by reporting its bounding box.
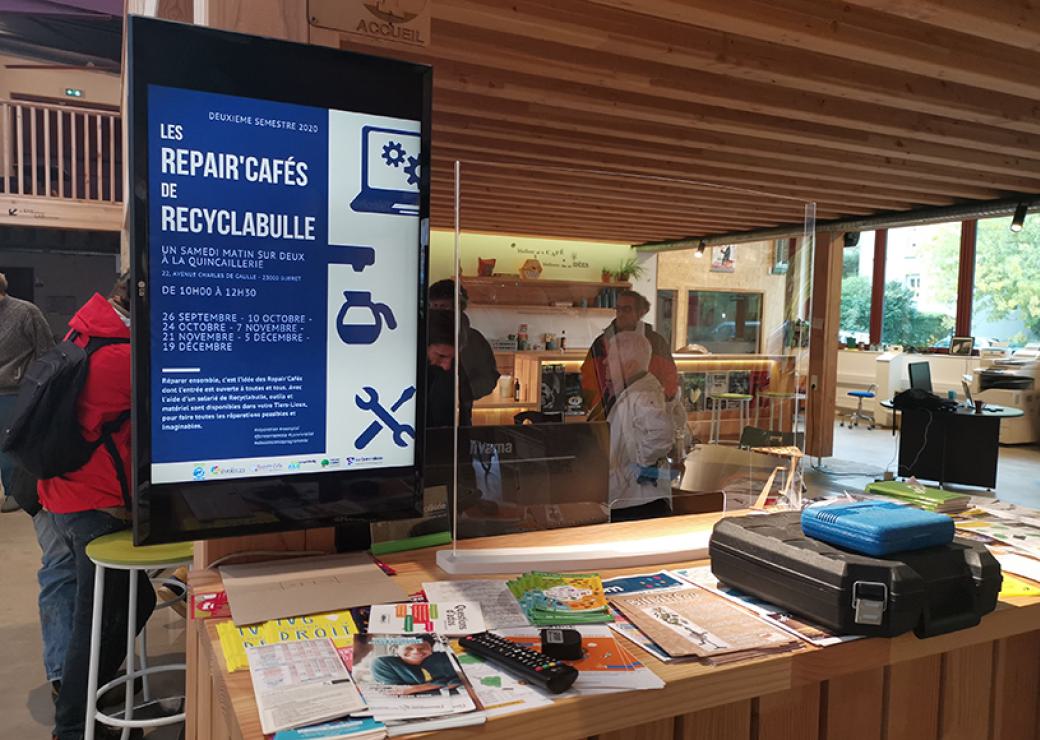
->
[219,609,360,672]
[506,571,612,625]
[601,571,698,662]
[608,587,802,663]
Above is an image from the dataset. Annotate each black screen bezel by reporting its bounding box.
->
[128,16,432,545]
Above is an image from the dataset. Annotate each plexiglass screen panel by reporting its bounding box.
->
[366,160,817,551]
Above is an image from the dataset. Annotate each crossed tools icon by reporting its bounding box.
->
[354,385,416,449]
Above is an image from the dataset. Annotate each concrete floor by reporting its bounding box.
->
[1,421,1037,738]
[824,420,1040,509]
[0,509,185,739]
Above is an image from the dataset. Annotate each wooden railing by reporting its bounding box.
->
[1,99,123,204]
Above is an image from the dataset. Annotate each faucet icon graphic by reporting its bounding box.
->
[335,291,397,344]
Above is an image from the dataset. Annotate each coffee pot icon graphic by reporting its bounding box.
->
[336,291,397,344]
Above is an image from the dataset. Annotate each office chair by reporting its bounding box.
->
[841,384,878,429]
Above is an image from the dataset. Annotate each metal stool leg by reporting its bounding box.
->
[139,628,151,702]
[121,570,138,740]
[84,563,106,740]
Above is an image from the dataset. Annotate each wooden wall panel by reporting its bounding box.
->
[883,656,942,740]
[598,717,676,740]
[820,668,884,740]
[938,642,995,740]
[680,700,752,740]
[753,684,821,740]
[805,231,843,457]
[991,632,1040,740]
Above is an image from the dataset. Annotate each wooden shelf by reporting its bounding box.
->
[469,303,616,316]
[462,275,630,308]
[472,399,539,410]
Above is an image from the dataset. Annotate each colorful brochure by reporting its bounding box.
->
[367,602,485,637]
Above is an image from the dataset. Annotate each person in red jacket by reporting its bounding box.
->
[40,274,155,740]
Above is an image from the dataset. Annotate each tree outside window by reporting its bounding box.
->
[971,214,1040,348]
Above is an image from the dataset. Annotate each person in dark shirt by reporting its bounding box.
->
[581,289,678,420]
[371,635,461,695]
[429,280,500,401]
[426,309,473,428]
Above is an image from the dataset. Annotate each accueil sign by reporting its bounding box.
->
[310,0,430,48]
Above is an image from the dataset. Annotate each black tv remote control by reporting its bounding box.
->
[458,632,579,694]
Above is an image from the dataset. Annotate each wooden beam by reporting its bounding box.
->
[432,197,773,235]
[955,220,977,338]
[434,95,1040,196]
[841,0,1040,53]
[435,0,1040,136]
[420,22,1040,167]
[806,230,843,458]
[432,157,846,216]
[423,60,1040,177]
[437,173,820,221]
[435,139,958,210]
[433,115,1033,199]
[869,229,887,346]
[432,192,783,230]
[585,0,1040,100]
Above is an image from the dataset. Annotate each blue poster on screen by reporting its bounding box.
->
[148,85,420,485]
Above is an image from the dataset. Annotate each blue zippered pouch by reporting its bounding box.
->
[801,501,954,557]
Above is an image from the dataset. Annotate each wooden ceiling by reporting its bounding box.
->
[328,0,1040,244]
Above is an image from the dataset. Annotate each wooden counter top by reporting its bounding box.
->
[189,512,1040,740]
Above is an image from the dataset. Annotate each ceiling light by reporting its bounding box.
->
[1011,202,1028,232]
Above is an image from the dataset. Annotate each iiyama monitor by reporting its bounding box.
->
[128,17,432,544]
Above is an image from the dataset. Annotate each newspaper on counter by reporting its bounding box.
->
[608,587,801,662]
[670,567,860,648]
[421,580,530,629]
[601,571,701,662]
[245,638,365,735]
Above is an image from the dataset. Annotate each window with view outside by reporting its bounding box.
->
[881,223,959,348]
[839,231,875,345]
[971,214,1040,349]
[686,291,762,353]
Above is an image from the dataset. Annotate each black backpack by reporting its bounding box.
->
[0,333,131,507]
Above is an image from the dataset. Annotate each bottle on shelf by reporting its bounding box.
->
[513,377,522,402]
[560,330,567,351]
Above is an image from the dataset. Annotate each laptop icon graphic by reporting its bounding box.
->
[350,126,420,217]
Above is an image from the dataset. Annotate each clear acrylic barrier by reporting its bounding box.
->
[416,160,816,564]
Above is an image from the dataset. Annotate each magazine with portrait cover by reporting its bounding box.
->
[350,634,480,722]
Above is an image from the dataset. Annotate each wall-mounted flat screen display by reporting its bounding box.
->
[129,17,431,544]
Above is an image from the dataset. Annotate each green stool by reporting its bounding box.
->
[709,392,753,444]
[758,390,806,431]
[84,531,193,740]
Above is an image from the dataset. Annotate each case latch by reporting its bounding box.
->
[852,581,888,625]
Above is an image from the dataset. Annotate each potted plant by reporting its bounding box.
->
[601,268,613,283]
[613,257,644,283]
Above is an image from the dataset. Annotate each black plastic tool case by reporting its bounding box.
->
[709,512,1001,638]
